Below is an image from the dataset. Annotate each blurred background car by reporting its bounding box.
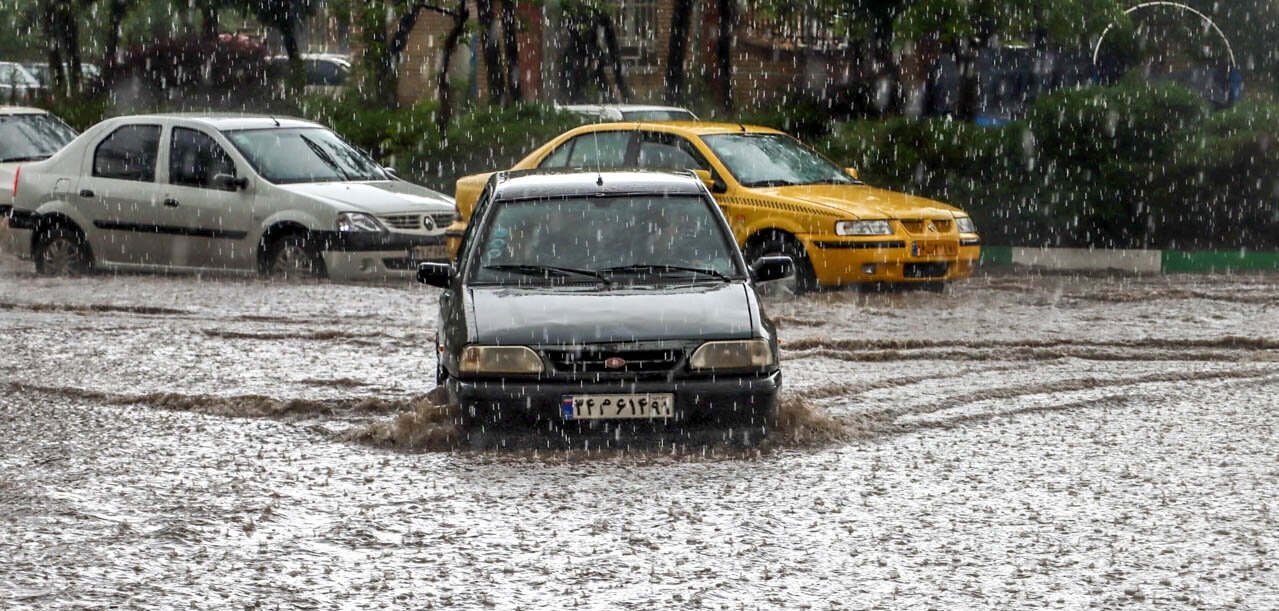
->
[557,104,698,122]
[269,53,352,96]
[0,62,44,104]
[5,113,455,279]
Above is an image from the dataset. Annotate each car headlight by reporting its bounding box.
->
[459,345,544,375]
[955,216,977,233]
[835,220,893,236]
[337,212,385,233]
[689,339,775,372]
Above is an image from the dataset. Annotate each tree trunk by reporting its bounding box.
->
[714,0,735,111]
[664,0,693,105]
[105,0,126,72]
[500,0,522,103]
[599,14,629,102]
[476,0,507,105]
[280,23,304,99]
[436,2,469,131]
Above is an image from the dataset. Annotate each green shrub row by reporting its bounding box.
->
[816,81,1279,250]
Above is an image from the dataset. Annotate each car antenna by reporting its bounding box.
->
[596,172,604,187]
[739,123,746,132]
[270,116,280,127]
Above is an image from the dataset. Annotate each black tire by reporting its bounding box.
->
[922,281,947,293]
[745,232,818,294]
[34,224,93,276]
[262,233,326,279]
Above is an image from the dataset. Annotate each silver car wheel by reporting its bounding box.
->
[35,227,91,275]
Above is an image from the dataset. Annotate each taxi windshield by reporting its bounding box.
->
[470,195,743,285]
[701,133,855,188]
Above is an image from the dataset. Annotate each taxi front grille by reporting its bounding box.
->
[544,348,684,376]
[899,219,954,235]
[904,262,950,278]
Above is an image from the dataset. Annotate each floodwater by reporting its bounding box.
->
[2,253,1277,610]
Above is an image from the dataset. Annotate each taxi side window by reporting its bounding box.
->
[540,132,632,169]
[636,132,710,171]
[170,127,237,190]
[93,124,161,182]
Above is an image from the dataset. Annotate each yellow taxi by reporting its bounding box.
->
[448,122,980,290]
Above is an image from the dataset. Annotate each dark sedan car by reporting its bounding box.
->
[417,170,792,445]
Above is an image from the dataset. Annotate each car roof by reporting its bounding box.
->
[0,106,49,116]
[563,121,787,137]
[489,169,707,201]
[102,113,321,131]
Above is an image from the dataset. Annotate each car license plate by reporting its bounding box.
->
[911,242,958,257]
[561,393,675,420]
[410,243,450,261]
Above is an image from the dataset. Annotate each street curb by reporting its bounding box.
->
[980,246,1279,273]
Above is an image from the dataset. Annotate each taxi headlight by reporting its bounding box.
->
[835,220,893,236]
[955,216,977,233]
[459,345,544,375]
[689,339,775,371]
[337,212,385,233]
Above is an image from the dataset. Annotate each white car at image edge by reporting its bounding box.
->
[1,113,456,279]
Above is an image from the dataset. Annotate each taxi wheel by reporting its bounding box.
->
[263,233,326,279]
[748,233,818,294]
[34,224,93,276]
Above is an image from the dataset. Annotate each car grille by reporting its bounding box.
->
[899,219,953,235]
[379,212,454,232]
[543,346,685,377]
[903,262,950,278]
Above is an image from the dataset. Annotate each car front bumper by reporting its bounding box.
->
[802,234,981,286]
[319,231,449,281]
[445,371,782,432]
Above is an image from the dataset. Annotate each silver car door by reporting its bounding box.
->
[161,126,256,271]
[76,123,168,266]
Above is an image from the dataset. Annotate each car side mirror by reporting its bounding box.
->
[844,167,859,180]
[383,166,399,179]
[751,255,794,283]
[417,262,452,288]
[212,173,248,191]
[692,169,727,194]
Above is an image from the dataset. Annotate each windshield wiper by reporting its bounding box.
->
[741,179,799,188]
[602,264,730,281]
[298,134,351,180]
[483,264,612,284]
[0,155,48,163]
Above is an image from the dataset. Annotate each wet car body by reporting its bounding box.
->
[419,170,791,443]
[4,113,455,279]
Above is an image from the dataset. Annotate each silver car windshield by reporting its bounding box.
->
[224,127,387,184]
[701,133,855,188]
[0,114,78,162]
[470,195,743,285]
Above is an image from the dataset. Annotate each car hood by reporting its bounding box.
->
[765,184,964,219]
[276,180,455,214]
[467,282,757,345]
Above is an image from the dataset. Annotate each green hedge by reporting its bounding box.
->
[816,81,1279,250]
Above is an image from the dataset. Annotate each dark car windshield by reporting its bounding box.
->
[701,133,855,188]
[0,113,78,162]
[223,127,387,184]
[470,195,742,285]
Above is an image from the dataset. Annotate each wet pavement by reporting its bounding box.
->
[2,253,1278,609]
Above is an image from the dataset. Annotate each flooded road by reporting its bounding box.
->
[2,254,1278,609]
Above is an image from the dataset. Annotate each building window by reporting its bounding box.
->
[617,0,658,66]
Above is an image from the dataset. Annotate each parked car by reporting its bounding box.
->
[3,113,455,279]
[448,122,980,291]
[419,169,791,442]
[269,54,351,96]
[0,62,43,104]
[20,61,101,89]
[557,104,698,122]
[0,107,78,211]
